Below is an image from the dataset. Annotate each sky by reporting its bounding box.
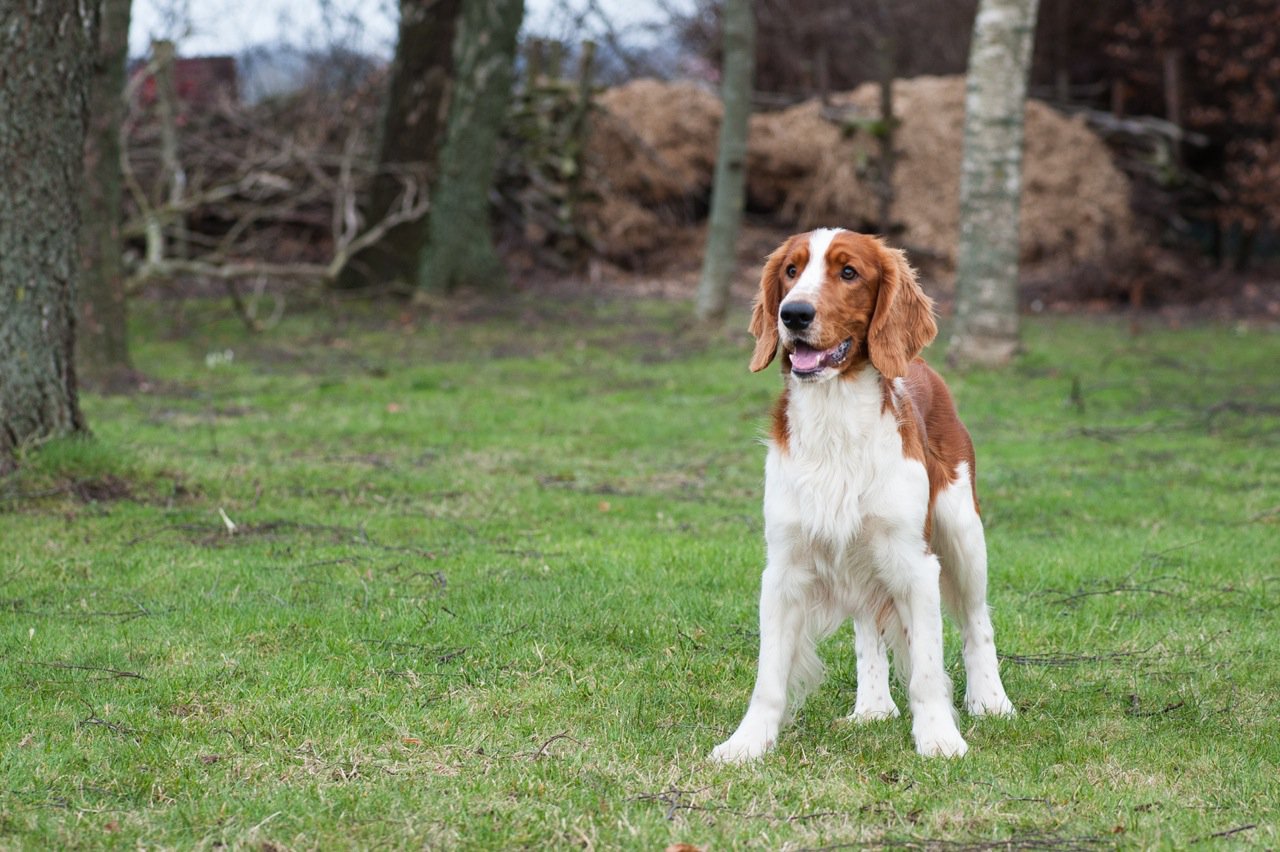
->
[129,0,397,57]
[128,0,682,58]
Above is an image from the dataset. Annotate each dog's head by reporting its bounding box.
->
[749,229,937,382]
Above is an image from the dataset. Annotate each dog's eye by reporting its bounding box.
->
[785,264,797,279]
[841,265,858,281]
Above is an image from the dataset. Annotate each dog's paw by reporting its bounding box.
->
[913,720,968,758]
[965,689,1015,718]
[845,701,900,724]
[709,725,775,763]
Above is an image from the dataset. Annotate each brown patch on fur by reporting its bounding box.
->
[866,246,938,380]
[886,360,982,543]
[874,595,897,637]
[770,387,790,453]
[749,235,805,373]
[806,232,880,374]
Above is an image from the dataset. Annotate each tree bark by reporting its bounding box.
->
[336,0,463,290]
[695,0,756,322]
[874,31,897,237]
[79,0,135,388]
[0,0,95,473]
[151,40,188,261]
[947,0,1040,369]
[417,0,524,294]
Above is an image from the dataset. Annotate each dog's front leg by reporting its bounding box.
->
[710,564,807,763]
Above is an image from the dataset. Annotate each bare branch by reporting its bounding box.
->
[121,85,430,298]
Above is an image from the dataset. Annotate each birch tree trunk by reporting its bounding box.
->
[151,40,188,261]
[947,0,1040,368]
[0,0,95,472]
[79,0,135,388]
[695,0,755,322]
[336,0,462,289]
[417,0,524,293]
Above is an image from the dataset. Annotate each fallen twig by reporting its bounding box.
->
[533,730,584,760]
[26,661,145,680]
[1192,824,1257,843]
[10,604,166,622]
[76,700,142,739]
[1051,584,1176,605]
[1125,697,1186,717]
[634,786,852,825]
[999,648,1155,667]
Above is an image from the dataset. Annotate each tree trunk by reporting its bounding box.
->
[335,0,463,290]
[417,0,524,294]
[947,0,1040,369]
[874,31,897,237]
[695,0,756,322]
[151,40,188,261]
[0,0,95,473]
[79,0,136,388]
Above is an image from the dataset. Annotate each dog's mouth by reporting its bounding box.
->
[788,338,852,376]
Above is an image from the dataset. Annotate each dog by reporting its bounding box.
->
[710,229,1014,761]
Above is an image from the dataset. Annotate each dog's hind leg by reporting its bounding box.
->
[933,464,1015,717]
[867,521,967,758]
[846,605,900,722]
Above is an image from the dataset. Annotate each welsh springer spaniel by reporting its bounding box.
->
[711,229,1014,762]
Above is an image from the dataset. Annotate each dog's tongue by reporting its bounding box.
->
[790,343,827,373]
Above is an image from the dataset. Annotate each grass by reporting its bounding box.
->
[1,292,1277,849]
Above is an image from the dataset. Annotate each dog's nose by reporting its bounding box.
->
[779,302,815,332]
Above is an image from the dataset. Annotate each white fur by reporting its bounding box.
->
[933,463,1016,717]
[786,228,841,303]
[710,369,1013,763]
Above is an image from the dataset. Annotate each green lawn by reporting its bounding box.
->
[2,294,1277,849]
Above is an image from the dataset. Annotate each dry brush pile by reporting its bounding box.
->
[123,67,1136,299]
[580,80,724,264]
[583,75,1137,287]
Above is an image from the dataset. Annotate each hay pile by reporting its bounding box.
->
[1018,99,1136,270]
[746,99,876,223]
[583,79,721,263]
[584,76,1135,277]
[749,76,1136,280]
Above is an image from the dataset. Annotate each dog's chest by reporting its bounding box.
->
[765,373,923,559]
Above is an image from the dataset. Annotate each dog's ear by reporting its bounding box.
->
[867,245,937,380]
[749,243,789,373]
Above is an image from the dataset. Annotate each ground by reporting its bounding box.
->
[1,289,1277,849]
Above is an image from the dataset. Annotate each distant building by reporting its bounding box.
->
[130,55,238,109]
